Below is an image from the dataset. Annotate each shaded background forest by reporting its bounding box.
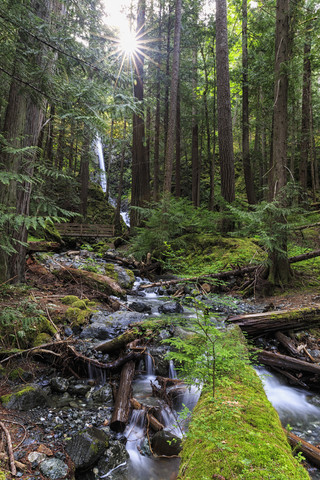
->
[0,0,320,286]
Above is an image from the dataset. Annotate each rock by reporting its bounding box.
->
[129,301,152,313]
[80,323,114,340]
[39,457,69,480]
[151,431,182,456]
[158,302,183,314]
[148,347,170,377]
[91,385,113,405]
[28,451,47,465]
[97,440,129,477]
[68,382,91,396]
[50,377,69,393]
[65,427,109,471]
[1,385,50,411]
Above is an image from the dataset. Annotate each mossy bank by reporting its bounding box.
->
[178,327,310,480]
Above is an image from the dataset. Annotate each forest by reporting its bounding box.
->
[1,0,320,479]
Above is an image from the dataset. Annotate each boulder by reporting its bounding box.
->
[158,302,183,314]
[129,301,152,313]
[50,377,69,393]
[39,458,69,480]
[1,385,50,411]
[65,427,109,471]
[151,431,182,456]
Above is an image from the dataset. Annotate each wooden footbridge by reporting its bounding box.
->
[55,223,115,238]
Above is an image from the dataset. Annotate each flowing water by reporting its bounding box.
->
[257,367,320,479]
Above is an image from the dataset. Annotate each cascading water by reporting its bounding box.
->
[257,367,320,479]
[94,136,107,193]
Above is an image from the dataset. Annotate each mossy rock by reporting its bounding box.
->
[38,316,57,335]
[1,384,50,410]
[33,332,53,347]
[61,295,81,305]
[71,300,88,310]
[65,307,91,326]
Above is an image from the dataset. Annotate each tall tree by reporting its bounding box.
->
[242,0,256,204]
[131,0,150,228]
[268,0,291,285]
[0,0,58,283]
[216,0,235,204]
[163,0,182,194]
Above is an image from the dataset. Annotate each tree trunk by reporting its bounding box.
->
[131,0,150,228]
[175,83,181,198]
[267,0,291,285]
[114,121,126,235]
[242,0,256,205]
[0,0,56,283]
[216,0,235,204]
[299,28,311,194]
[163,0,182,194]
[191,48,200,207]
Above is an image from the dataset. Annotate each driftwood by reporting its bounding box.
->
[0,421,16,476]
[256,349,320,376]
[139,248,320,290]
[272,367,309,389]
[284,429,320,467]
[95,330,140,354]
[110,361,135,432]
[275,332,300,357]
[228,306,320,336]
[53,266,126,298]
[130,398,164,432]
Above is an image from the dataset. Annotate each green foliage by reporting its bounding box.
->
[0,299,44,349]
[130,196,221,261]
[229,190,307,262]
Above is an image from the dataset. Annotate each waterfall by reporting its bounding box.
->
[94,136,107,193]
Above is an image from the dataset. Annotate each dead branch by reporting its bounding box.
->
[0,421,16,475]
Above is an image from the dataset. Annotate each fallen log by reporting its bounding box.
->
[275,332,300,357]
[95,330,140,354]
[256,350,320,376]
[228,306,320,336]
[284,429,320,468]
[110,361,136,432]
[147,413,164,432]
[139,249,320,290]
[27,241,61,252]
[53,266,126,298]
[272,367,309,389]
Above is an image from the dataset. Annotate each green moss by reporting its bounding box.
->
[1,385,36,406]
[125,268,135,284]
[104,263,118,281]
[33,332,52,346]
[178,328,310,480]
[61,295,80,305]
[43,219,62,243]
[0,470,6,480]
[71,300,88,310]
[86,183,115,225]
[65,307,91,326]
[38,316,57,335]
[8,367,24,380]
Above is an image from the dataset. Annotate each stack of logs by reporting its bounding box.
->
[227,305,320,468]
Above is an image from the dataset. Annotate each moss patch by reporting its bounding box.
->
[178,328,310,480]
[61,295,81,305]
[33,332,52,347]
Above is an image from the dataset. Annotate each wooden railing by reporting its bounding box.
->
[55,223,115,238]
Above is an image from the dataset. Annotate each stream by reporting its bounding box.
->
[257,367,320,479]
[13,250,320,479]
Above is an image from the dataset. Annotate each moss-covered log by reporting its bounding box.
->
[54,266,126,298]
[178,327,310,480]
[95,330,140,353]
[228,307,320,336]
